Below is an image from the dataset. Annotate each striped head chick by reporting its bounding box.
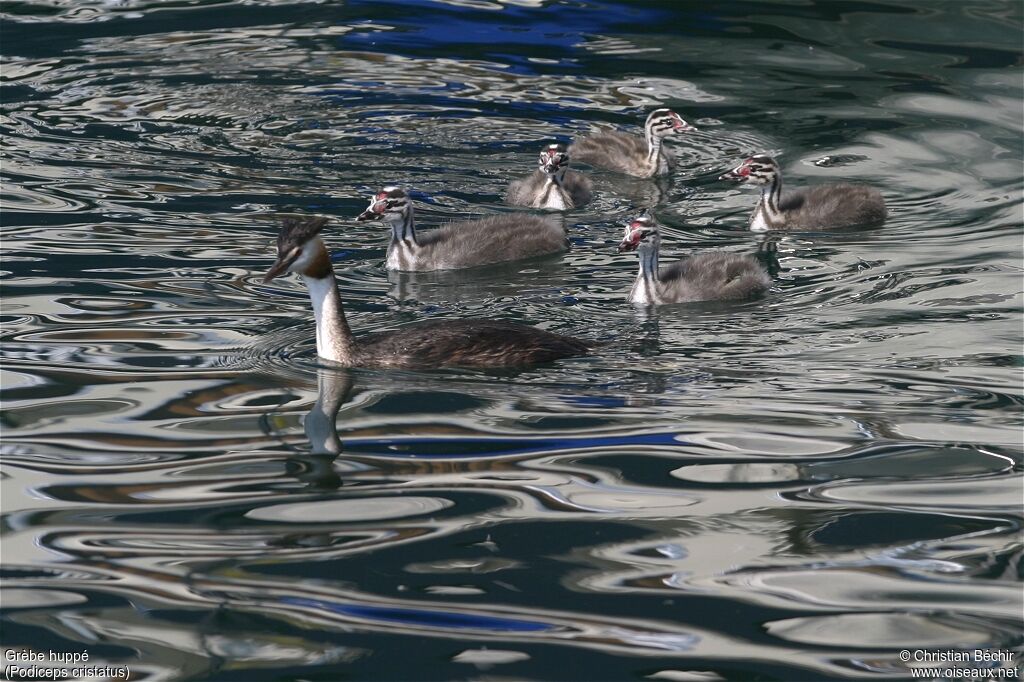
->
[719,154,780,185]
[539,143,570,176]
[645,108,697,140]
[617,209,660,252]
[357,186,412,226]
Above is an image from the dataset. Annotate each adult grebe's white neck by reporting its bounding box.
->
[285,236,356,365]
[303,270,355,365]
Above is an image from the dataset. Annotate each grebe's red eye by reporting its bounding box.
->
[738,165,752,177]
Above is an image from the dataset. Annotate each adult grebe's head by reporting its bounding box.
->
[618,210,659,252]
[645,108,696,138]
[357,186,411,224]
[719,154,780,185]
[539,143,570,175]
[264,216,331,283]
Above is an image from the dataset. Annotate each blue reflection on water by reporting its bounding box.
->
[345,0,667,50]
[282,597,555,632]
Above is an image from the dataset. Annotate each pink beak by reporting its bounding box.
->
[718,163,751,181]
[357,197,386,221]
[673,116,697,133]
[541,151,561,173]
[618,222,647,252]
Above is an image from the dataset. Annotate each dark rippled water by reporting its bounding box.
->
[2,1,1022,680]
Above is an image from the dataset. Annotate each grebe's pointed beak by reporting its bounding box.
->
[673,116,697,133]
[356,204,382,221]
[357,196,387,221]
[263,256,292,283]
[540,147,567,174]
[719,163,748,181]
[618,222,648,252]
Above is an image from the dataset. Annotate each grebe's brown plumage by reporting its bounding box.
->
[265,216,591,368]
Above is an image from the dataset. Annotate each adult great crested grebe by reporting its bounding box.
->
[264,216,591,368]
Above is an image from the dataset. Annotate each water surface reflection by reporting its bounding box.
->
[2,0,1022,679]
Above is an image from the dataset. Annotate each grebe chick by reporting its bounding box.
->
[719,154,887,231]
[618,211,771,305]
[357,187,567,272]
[506,143,593,210]
[265,216,590,368]
[568,108,697,179]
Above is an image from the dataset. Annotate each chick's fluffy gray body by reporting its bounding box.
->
[569,131,676,178]
[389,214,567,271]
[648,251,772,303]
[506,170,593,209]
[758,184,887,230]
